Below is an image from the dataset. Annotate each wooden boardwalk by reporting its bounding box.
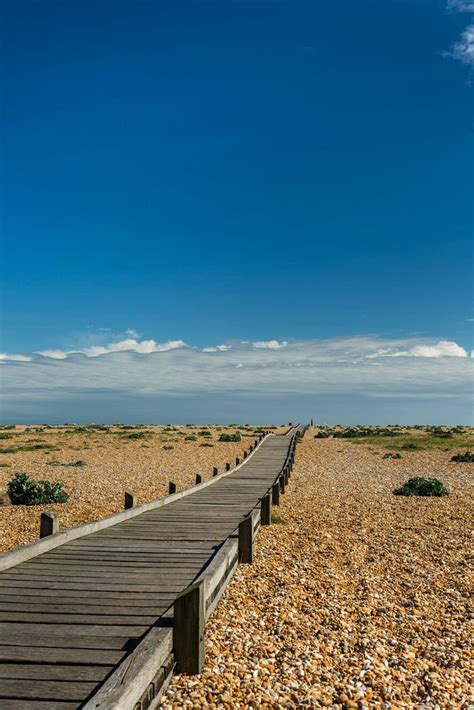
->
[0,430,299,709]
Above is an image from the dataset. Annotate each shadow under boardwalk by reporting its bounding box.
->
[0,433,292,709]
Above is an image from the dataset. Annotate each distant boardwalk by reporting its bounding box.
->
[0,428,302,709]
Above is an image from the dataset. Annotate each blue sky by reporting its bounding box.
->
[1,0,473,423]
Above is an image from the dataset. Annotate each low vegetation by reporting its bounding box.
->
[314,425,473,451]
[451,451,474,463]
[219,433,242,442]
[393,477,448,497]
[7,472,69,505]
[48,460,86,467]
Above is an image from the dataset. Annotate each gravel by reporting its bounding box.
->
[160,431,473,708]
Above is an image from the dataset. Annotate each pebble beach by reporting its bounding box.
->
[160,431,473,708]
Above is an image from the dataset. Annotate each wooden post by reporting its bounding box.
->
[212,466,219,477]
[124,491,135,510]
[225,462,231,472]
[261,492,271,525]
[169,481,176,495]
[284,466,289,485]
[272,481,280,506]
[195,473,202,485]
[40,511,58,539]
[174,580,205,674]
[236,457,240,466]
[238,515,253,563]
[243,450,248,459]
[280,474,285,494]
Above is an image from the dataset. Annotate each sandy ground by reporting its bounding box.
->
[0,425,286,552]
[160,430,473,709]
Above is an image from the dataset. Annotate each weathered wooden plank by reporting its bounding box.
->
[0,645,126,664]
[0,632,139,649]
[0,700,78,709]
[0,664,111,681]
[0,611,159,625]
[0,587,176,601]
[0,602,166,616]
[0,622,148,638]
[0,678,99,701]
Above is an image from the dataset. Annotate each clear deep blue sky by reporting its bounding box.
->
[1,0,473,355]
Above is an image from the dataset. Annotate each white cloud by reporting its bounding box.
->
[0,353,32,362]
[252,340,288,350]
[1,336,472,413]
[216,344,232,351]
[35,339,186,359]
[449,23,474,65]
[202,347,217,352]
[445,1,474,66]
[373,340,469,359]
[447,0,474,12]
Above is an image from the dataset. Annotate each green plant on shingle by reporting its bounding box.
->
[162,445,174,450]
[125,431,150,440]
[218,433,241,442]
[314,431,330,439]
[7,472,69,505]
[185,435,197,441]
[393,477,448,497]
[383,452,402,459]
[451,451,474,463]
[199,442,214,447]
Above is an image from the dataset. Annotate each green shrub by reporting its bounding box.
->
[383,452,402,459]
[271,513,286,524]
[0,433,13,440]
[430,427,453,438]
[199,442,214,447]
[125,432,150,440]
[451,451,474,463]
[7,472,69,505]
[48,460,86,467]
[393,477,448,497]
[314,431,330,439]
[218,433,241,442]
[401,443,419,450]
[162,445,174,450]
[197,430,212,437]
[185,435,197,441]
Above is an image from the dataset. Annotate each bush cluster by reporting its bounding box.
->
[218,433,241,442]
[451,451,474,463]
[393,477,448,497]
[7,472,69,505]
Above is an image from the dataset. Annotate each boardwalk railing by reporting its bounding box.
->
[85,426,306,710]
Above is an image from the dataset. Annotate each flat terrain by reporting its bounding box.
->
[0,424,286,552]
[161,428,473,708]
